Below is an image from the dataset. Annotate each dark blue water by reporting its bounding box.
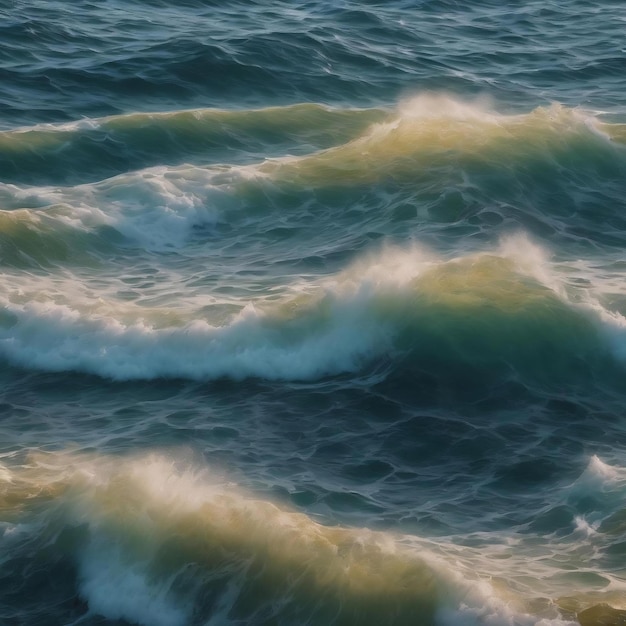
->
[2,2,626,625]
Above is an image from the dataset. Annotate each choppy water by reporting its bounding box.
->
[2,2,626,625]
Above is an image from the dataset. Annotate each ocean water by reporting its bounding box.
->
[1,1,626,624]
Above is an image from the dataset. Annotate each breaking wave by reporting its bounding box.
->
[5,450,623,626]
[0,235,624,385]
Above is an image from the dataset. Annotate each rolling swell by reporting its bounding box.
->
[0,105,385,185]
[2,99,624,188]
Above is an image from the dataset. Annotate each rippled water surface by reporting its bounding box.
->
[2,2,626,625]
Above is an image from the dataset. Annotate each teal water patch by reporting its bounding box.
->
[3,0,626,124]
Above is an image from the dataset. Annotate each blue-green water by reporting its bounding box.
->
[2,2,626,625]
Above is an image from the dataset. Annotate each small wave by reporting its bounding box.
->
[0,167,228,251]
[565,456,626,532]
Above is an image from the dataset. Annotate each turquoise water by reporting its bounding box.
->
[1,2,626,625]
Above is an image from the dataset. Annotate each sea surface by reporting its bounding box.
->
[1,2,626,625]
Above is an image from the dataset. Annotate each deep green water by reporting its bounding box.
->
[2,2,626,625]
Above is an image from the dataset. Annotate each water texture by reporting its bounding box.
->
[1,1,626,625]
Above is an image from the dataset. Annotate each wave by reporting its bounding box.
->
[2,96,625,255]
[258,95,626,188]
[0,168,228,253]
[0,207,117,269]
[0,235,623,384]
[3,97,624,190]
[0,104,385,185]
[3,451,626,625]
[0,450,607,626]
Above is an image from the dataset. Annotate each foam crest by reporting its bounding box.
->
[496,233,565,298]
[571,456,625,492]
[397,92,501,122]
[93,166,227,249]
[393,93,607,137]
[331,242,437,289]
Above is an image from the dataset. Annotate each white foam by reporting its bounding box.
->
[0,162,252,250]
[397,92,501,123]
[497,232,566,298]
[566,456,626,522]
[0,288,393,380]
[79,541,187,626]
[589,303,626,361]
[576,455,624,488]
[331,242,436,289]
[498,235,626,368]
[574,516,599,537]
